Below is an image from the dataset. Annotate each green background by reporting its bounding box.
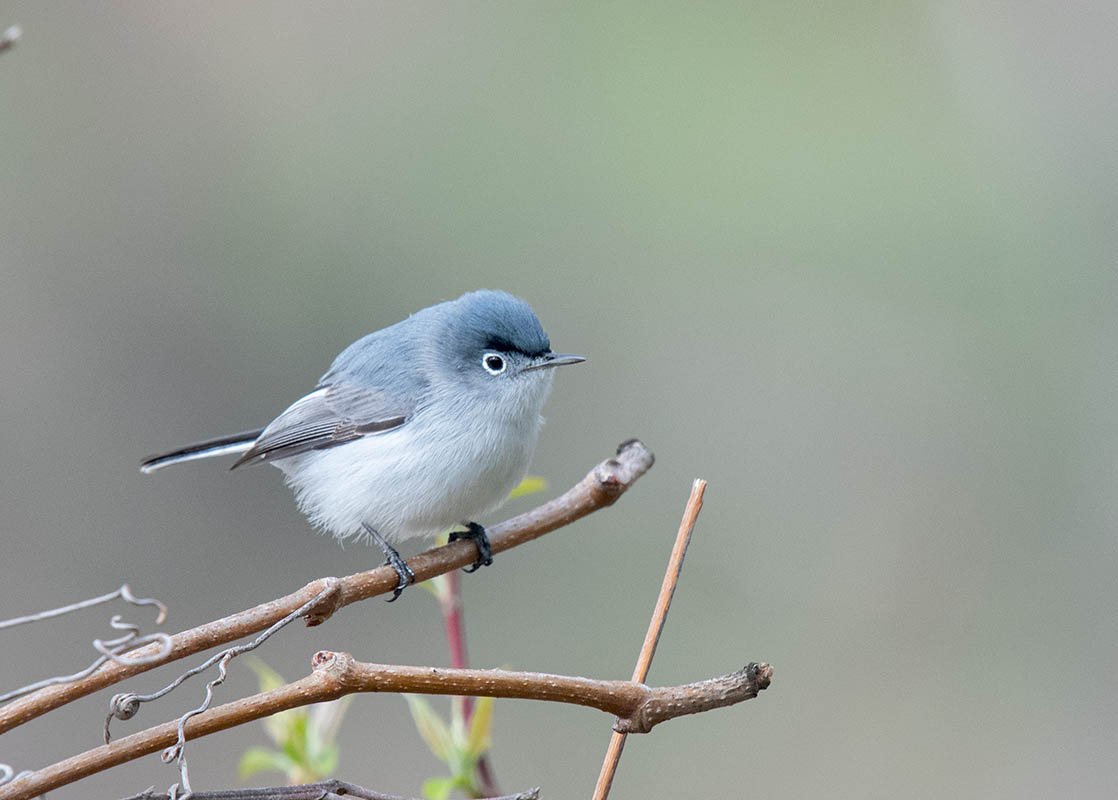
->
[1,2,1115,797]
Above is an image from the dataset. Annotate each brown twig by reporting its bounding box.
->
[0,440,654,735]
[1,651,772,799]
[593,479,707,800]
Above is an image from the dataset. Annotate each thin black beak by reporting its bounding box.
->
[522,352,586,372]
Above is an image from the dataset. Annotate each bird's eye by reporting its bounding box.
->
[482,353,506,375]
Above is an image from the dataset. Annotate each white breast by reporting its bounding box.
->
[273,375,551,544]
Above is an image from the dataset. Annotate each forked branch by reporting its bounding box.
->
[2,651,772,799]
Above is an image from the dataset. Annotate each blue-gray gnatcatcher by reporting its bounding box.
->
[141,290,584,599]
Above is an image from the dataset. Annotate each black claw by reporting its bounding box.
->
[362,523,415,601]
[449,522,493,573]
[385,557,415,602]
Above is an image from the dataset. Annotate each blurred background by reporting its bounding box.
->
[1,2,1116,797]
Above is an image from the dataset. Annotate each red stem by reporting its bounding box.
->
[438,569,499,797]
[439,570,471,715]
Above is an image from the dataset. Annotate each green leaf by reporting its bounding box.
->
[305,741,339,779]
[415,574,447,598]
[465,696,494,759]
[420,776,457,800]
[238,659,348,784]
[243,658,305,747]
[237,746,295,779]
[403,694,454,761]
[508,475,547,500]
[281,713,309,762]
[307,697,352,758]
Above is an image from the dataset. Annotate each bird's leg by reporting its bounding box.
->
[448,521,493,573]
[362,523,414,601]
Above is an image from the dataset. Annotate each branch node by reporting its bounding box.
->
[591,440,652,505]
[748,661,774,689]
[301,577,343,627]
[310,650,352,684]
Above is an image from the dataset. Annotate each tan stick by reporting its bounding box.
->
[592,478,707,800]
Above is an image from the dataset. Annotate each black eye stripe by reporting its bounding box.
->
[482,338,549,359]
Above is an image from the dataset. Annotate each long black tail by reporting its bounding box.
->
[139,429,264,474]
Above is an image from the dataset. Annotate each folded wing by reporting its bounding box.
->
[231,381,410,468]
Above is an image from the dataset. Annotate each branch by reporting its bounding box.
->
[3,652,772,799]
[0,440,653,736]
[593,478,706,799]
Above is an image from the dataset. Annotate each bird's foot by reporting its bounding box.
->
[362,523,415,601]
[449,522,493,573]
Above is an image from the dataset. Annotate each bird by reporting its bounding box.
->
[140,290,584,599]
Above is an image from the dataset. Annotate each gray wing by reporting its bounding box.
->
[230,381,410,468]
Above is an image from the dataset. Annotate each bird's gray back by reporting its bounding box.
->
[318,314,432,401]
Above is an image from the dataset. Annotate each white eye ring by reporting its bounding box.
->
[482,352,506,375]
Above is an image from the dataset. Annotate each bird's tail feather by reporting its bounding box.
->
[140,429,264,474]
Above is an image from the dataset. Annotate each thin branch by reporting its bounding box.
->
[0,584,165,631]
[119,779,538,800]
[0,586,169,705]
[0,440,654,735]
[593,479,706,800]
[2,652,772,799]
